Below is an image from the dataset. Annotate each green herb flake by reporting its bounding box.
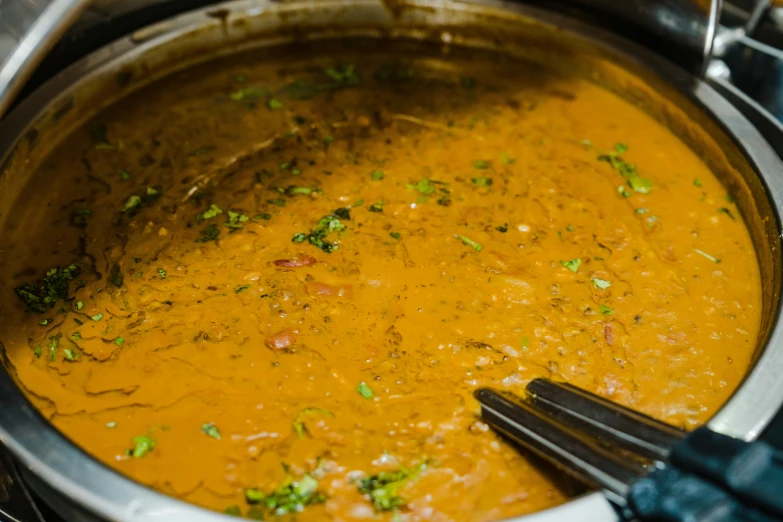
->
[614,143,629,154]
[357,462,427,512]
[109,264,123,288]
[230,86,267,101]
[157,268,167,279]
[500,152,516,165]
[119,169,131,181]
[371,170,384,181]
[91,313,103,322]
[190,146,215,157]
[14,263,80,314]
[495,223,508,233]
[195,223,220,243]
[323,135,334,147]
[389,232,401,240]
[560,258,581,273]
[369,201,385,213]
[73,318,84,326]
[63,348,78,361]
[114,337,124,346]
[357,382,374,399]
[694,179,703,187]
[407,178,437,196]
[34,345,42,358]
[224,506,242,517]
[121,195,142,213]
[718,207,736,221]
[473,160,491,170]
[254,213,272,221]
[454,235,482,252]
[267,98,283,110]
[695,248,721,264]
[202,423,221,440]
[197,204,223,221]
[592,278,611,290]
[268,198,287,207]
[471,177,493,187]
[293,407,334,438]
[599,305,614,315]
[235,284,251,294]
[47,333,61,362]
[71,332,81,341]
[245,474,325,515]
[628,175,653,194]
[617,185,632,198]
[39,318,53,326]
[130,435,155,458]
[226,211,250,229]
[292,209,350,253]
[635,208,650,215]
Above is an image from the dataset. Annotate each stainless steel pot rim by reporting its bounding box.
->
[0,1,780,521]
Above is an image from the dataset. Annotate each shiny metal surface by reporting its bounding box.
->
[526,379,685,462]
[0,1,780,522]
[0,0,90,117]
[553,0,721,75]
[475,388,645,508]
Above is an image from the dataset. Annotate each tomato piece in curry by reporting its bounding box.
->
[0,41,761,521]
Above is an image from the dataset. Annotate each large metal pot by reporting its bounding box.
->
[0,1,781,521]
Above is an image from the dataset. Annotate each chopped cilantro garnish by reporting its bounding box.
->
[268,198,286,207]
[226,211,249,229]
[48,334,61,361]
[390,232,401,240]
[72,209,91,226]
[122,195,142,213]
[628,175,652,194]
[293,407,334,438]
[224,506,241,517]
[230,86,267,101]
[118,169,131,181]
[190,146,215,157]
[454,235,482,252]
[599,146,653,194]
[472,160,491,169]
[39,318,53,326]
[114,337,124,346]
[267,98,283,110]
[369,201,384,213]
[635,208,650,215]
[407,178,437,195]
[63,348,78,361]
[560,258,581,272]
[235,284,251,294]
[592,278,611,290]
[109,264,123,288]
[130,435,155,458]
[14,263,80,313]
[202,423,221,440]
[500,152,516,165]
[195,223,220,243]
[244,475,326,515]
[280,65,359,100]
[158,268,166,279]
[471,177,493,187]
[357,462,427,511]
[694,179,703,187]
[618,185,631,198]
[197,204,223,221]
[718,207,736,220]
[614,143,629,154]
[292,209,350,253]
[599,305,614,315]
[695,248,721,264]
[92,313,103,321]
[280,186,322,196]
[34,345,42,358]
[254,213,272,221]
[73,318,83,325]
[71,332,81,341]
[371,170,384,181]
[495,223,508,233]
[357,382,374,399]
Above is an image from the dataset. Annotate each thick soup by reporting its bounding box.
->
[0,41,761,521]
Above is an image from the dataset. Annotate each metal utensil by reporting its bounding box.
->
[476,379,783,522]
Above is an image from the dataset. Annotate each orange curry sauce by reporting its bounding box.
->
[0,42,761,521]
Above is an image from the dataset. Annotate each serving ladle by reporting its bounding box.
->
[475,379,783,522]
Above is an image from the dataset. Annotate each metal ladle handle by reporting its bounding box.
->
[551,0,721,76]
